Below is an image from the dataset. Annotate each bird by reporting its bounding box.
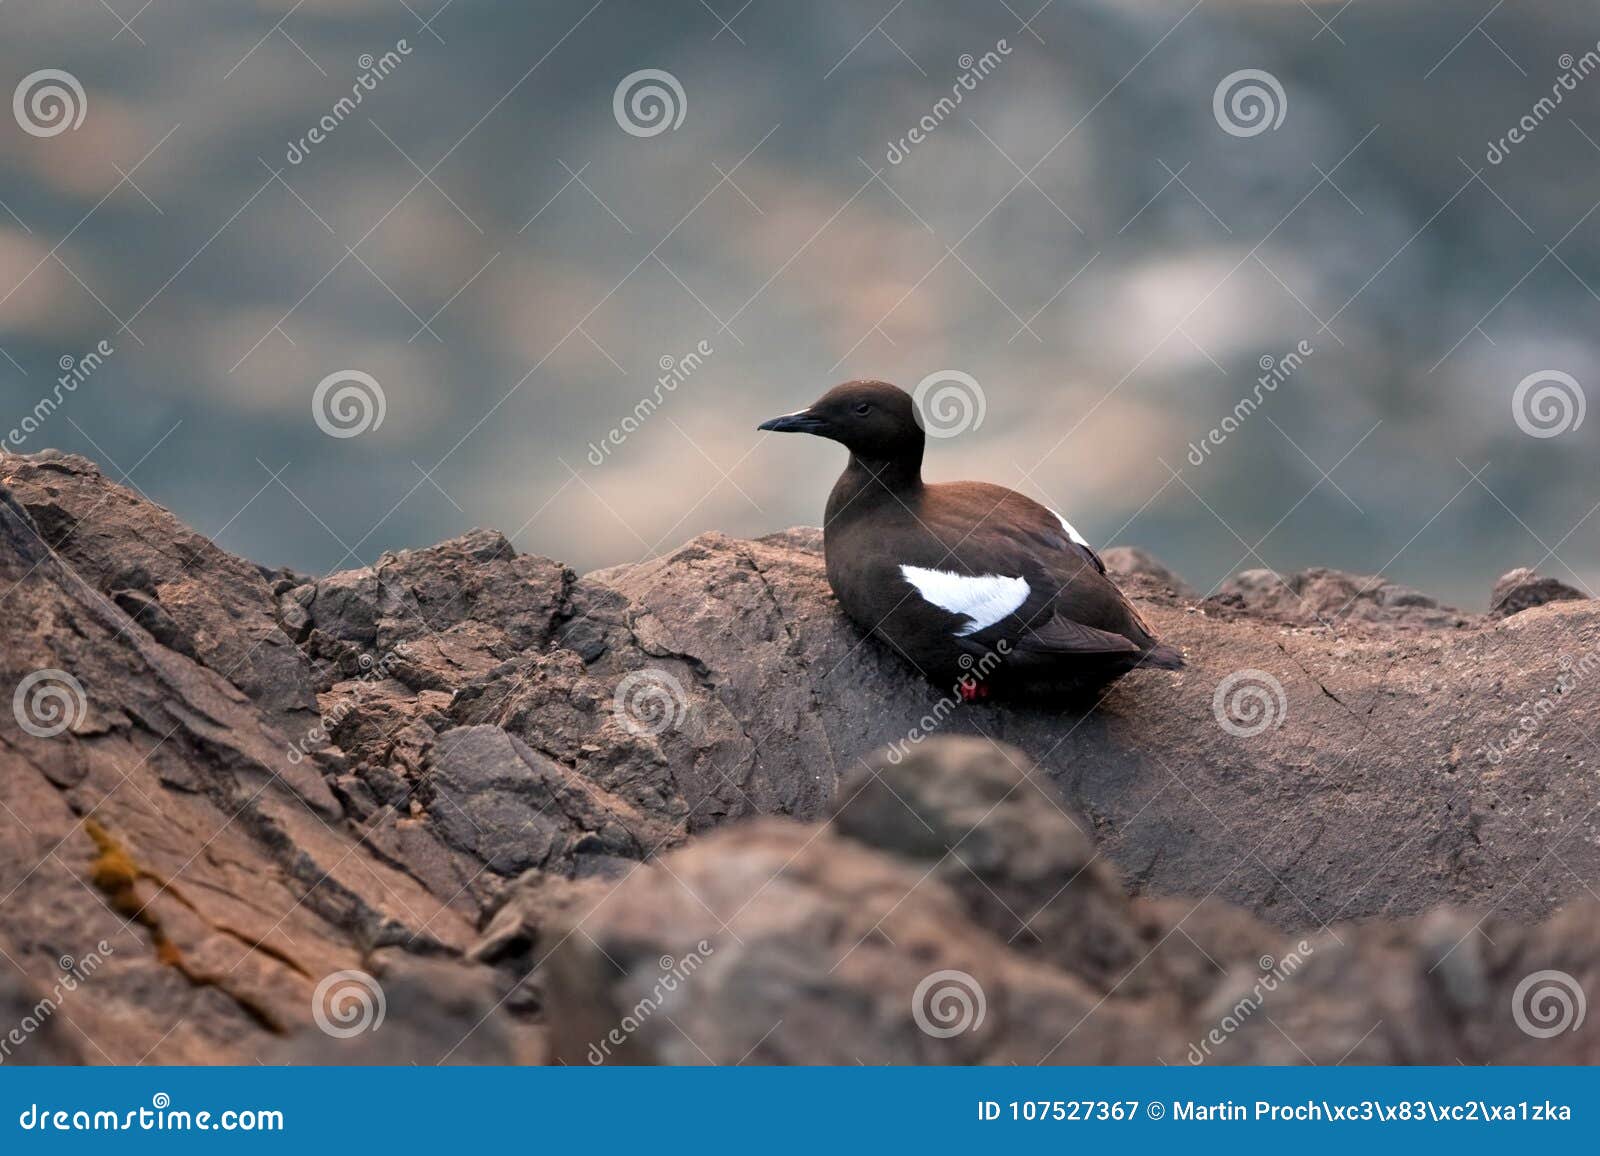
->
[758,380,1183,701]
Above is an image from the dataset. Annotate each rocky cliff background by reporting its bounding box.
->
[2,451,1597,1065]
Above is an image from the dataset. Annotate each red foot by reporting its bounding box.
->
[957,677,990,702]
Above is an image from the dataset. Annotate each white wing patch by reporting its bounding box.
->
[899,565,1030,636]
[1049,509,1091,549]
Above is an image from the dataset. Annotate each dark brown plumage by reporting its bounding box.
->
[759,380,1183,700]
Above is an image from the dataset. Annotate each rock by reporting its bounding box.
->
[306,569,382,646]
[469,873,615,1017]
[111,588,197,659]
[1,454,320,729]
[541,740,1600,1065]
[0,466,476,1064]
[268,951,540,1065]
[0,953,89,1065]
[423,725,663,876]
[1489,567,1587,618]
[1206,566,1468,628]
[1101,545,1194,598]
[541,818,1171,1065]
[6,448,1600,1066]
[833,738,1153,991]
[543,531,1598,931]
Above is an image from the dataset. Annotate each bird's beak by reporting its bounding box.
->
[757,409,826,434]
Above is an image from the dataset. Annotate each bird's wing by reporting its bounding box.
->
[1040,508,1105,575]
[881,482,1158,651]
[1004,611,1143,657]
[924,482,1105,575]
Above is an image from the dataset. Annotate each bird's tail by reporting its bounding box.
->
[1142,642,1185,670]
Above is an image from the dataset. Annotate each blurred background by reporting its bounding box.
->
[1,0,1597,607]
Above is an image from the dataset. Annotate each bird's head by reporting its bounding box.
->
[757,380,923,462]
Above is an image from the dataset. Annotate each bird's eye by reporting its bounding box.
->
[852,402,872,416]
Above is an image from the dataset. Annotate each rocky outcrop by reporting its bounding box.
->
[1204,565,1469,628]
[0,457,519,1065]
[541,740,1600,1064]
[1,450,1596,1064]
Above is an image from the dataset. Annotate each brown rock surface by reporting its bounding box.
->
[542,741,1599,1064]
[1,450,1597,1065]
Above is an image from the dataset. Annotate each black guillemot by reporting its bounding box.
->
[758,380,1184,700]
